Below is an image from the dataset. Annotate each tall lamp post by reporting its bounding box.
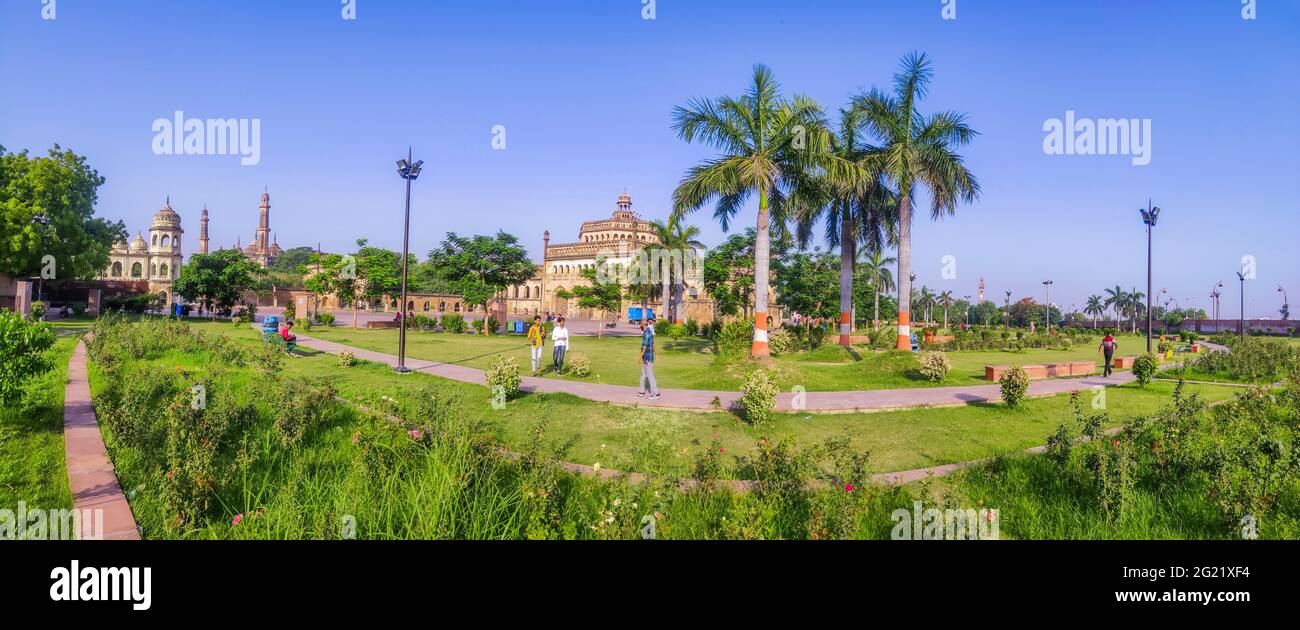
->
[1003,290,1012,331]
[1235,271,1246,338]
[1279,285,1290,322]
[1210,281,1223,327]
[1042,280,1053,333]
[1139,200,1161,352]
[395,149,424,374]
[963,295,971,326]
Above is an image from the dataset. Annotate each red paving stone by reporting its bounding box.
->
[63,340,140,540]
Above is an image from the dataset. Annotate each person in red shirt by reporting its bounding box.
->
[1098,331,1118,376]
[280,320,297,344]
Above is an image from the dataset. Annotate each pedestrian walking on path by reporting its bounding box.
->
[1099,330,1118,377]
[527,315,545,375]
[551,316,569,372]
[637,316,661,399]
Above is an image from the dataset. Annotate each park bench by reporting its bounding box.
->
[985,361,1097,381]
[366,320,401,329]
[1110,356,1138,369]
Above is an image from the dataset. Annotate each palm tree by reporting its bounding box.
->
[855,52,980,350]
[672,64,832,358]
[1103,285,1126,328]
[858,248,896,330]
[1126,288,1146,334]
[646,216,705,324]
[938,290,954,330]
[1084,294,1105,329]
[918,286,936,323]
[792,106,898,346]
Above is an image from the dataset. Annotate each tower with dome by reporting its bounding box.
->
[99,198,185,308]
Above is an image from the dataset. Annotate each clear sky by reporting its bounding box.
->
[2,0,1296,318]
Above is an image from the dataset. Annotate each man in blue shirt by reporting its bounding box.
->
[637,316,661,400]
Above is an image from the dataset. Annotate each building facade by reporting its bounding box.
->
[99,199,185,308]
[240,190,283,267]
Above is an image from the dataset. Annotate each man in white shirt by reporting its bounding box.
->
[551,316,570,372]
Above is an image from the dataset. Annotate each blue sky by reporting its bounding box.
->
[2,0,1296,317]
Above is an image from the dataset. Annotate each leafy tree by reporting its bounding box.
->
[304,252,361,328]
[0,145,125,283]
[0,310,55,403]
[774,249,839,322]
[856,248,895,329]
[174,249,262,318]
[1085,294,1105,328]
[672,64,832,358]
[968,300,1001,327]
[426,232,535,336]
[644,216,705,323]
[1104,286,1127,325]
[556,265,623,339]
[854,52,980,349]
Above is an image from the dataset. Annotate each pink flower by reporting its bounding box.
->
[718,447,725,454]
[232,514,243,526]
[408,429,423,440]
[351,434,360,445]
[844,484,855,492]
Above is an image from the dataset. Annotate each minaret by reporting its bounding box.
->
[257,189,271,252]
[978,278,985,302]
[199,206,210,254]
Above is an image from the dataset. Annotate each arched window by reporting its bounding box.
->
[152,234,158,245]
[111,262,122,277]
[131,262,142,278]
[407,301,414,311]
[423,301,430,311]
[151,264,158,277]
[160,263,169,278]
[439,301,446,311]
[532,286,540,298]
[161,235,170,247]
[513,286,519,298]
[454,303,461,312]
[523,286,530,298]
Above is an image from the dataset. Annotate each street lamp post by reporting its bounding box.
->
[1139,200,1161,352]
[1003,290,1012,331]
[1279,285,1290,322]
[1236,271,1246,338]
[395,148,424,374]
[1210,281,1223,328]
[1042,280,1053,333]
[964,295,971,326]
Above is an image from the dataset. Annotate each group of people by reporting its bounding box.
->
[522,314,661,400]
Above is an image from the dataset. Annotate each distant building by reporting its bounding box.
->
[99,199,184,308]
[239,190,283,267]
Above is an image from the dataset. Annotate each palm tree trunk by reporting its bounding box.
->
[838,208,853,347]
[660,255,671,327]
[874,271,880,331]
[752,188,771,358]
[895,195,913,350]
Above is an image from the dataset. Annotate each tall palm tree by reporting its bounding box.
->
[1084,294,1104,329]
[938,290,954,330]
[855,52,980,350]
[1126,288,1146,334]
[646,216,705,324]
[672,64,832,358]
[1103,285,1126,328]
[858,248,896,330]
[792,106,898,346]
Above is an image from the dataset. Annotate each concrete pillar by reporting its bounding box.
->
[87,288,102,316]
[14,281,33,317]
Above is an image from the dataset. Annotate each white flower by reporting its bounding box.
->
[592,462,602,473]
[613,499,621,507]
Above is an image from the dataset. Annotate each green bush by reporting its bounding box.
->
[338,351,356,367]
[768,327,794,354]
[666,323,687,340]
[0,311,56,403]
[738,369,779,426]
[999,365,1029,408]
[29,300,47,321]
[917,351,950,382]
[654,319,672,336]
[72,303,87,317]
[684,318,700,337]
[1182,337,1299,382]
[1132,353,1159,386]
[567,352,591,377]
[486,356,521,399]
[440,313,466,333]
[316,312,336,326]
[714,318,754,357]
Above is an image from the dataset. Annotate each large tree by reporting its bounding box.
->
[854,53,980,350]
[644,216,705,324]
[0,145,125,284]
[773,249,839,323]
[173,249,262,318]
[1085,294,1105,328]
[426,231,535,336]
[857,247,896,330]
[672,64,832,358]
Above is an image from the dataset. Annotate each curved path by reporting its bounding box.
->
[290,329,1160,412]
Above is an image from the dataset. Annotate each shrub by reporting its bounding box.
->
[72,303,87,317]
[338,351,356,367]
[917,351,950,382]
[28,301,47,321]
[999,365,1029,408]
[440,313,466,333]
[316,312,336,326]
[486,356,521,399]
[1132,353,1159,386]
[264,380,337,447]
[768,327,794,354]
[541,320,555,337]
[654,319,672,336]
[666,323,687,340]
[282,302,296,321]
[0,311,56,403]
[738,369,779,426]
[714,319,753,357]
[684,318,700,337]
[567,352,591,377]
[1157,340,1173,354]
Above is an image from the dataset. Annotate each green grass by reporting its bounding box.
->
[0,336,77,511]
[169,321,1239,475]
[283,324,1150,392]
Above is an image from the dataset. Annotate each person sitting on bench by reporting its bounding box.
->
[280,320,298,345]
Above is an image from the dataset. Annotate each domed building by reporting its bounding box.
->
[240,190,283,267]
[100,198,185,308]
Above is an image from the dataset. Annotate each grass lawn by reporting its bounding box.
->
[171,321,1239,475]
[283,323,1151,392]
[0,335,78,511]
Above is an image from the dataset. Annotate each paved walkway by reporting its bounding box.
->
[63,340,140,540]
[290,329,1152,412]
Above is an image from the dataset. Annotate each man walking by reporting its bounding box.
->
[1099,329,1118,377]
[637,315,661,400]
[527,315,545,375]
[551,316,569,372]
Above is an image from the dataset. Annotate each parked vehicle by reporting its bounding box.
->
[628,307,655,323]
